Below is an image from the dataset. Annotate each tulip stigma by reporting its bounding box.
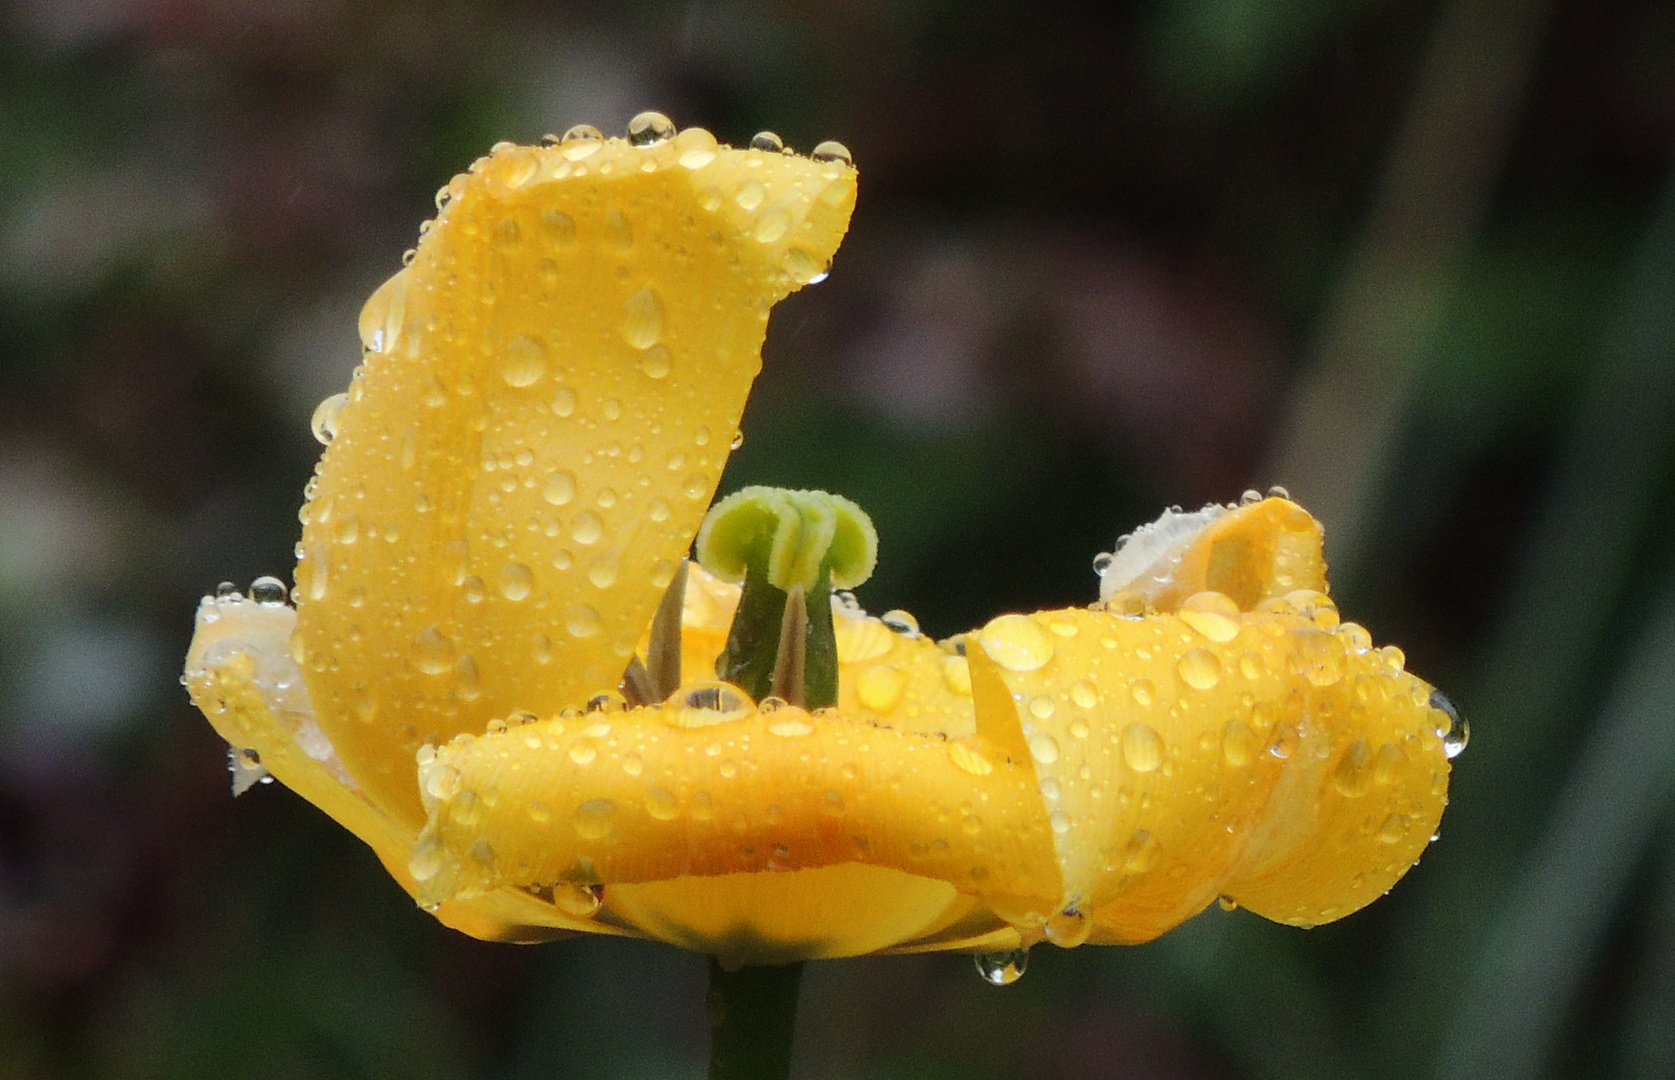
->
[696,487,878,709]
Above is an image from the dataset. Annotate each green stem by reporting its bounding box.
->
[706,960,805,1080]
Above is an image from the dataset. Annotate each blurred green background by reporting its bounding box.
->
[2,0,1674,1077]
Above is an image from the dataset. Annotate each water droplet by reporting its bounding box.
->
[1239,652,1265,680]
[735,181,766,211]
[640,345,672,379]
[1070,680,1099,709]
[1028,732,1060,765]
[311,393,347,444]
[622,286,664,349]
[544,470,576,506]
[550,386,578,418]
[566,604,602,638]
[408,835,445,881]
[501,335,548,387]
[729,429,744,450]
[947,742,993,776]
[1130,679,1155,706]
[1331,738,1371,797]
[1240,489,1263,505]
[554,881,605,917]
[1374,742,1407,785]
[978,614,1054,672]
[1050,810,1074,834]
[627,111,675,146]
[1121,723,1164,772]
[216,580,240,600]
[751,131,785,152]
[648,497,671,523]
[1291,628,1345,687]
[1029,695,1056,720]
[768,718,815,738]
[250,576,288,605]
[975,948,1029,986]
[500,561,534,601]
[1122,829,1161,873]
[1092,551,1114,575]
[683,473,709,500]
[782,247,829,284]
[646,787,679,820]
[454,654,481,701]
[1431,690,1469,758]
[412,627,454,675]
[1177,648,1223,690]
[570,511,603,545]
[359,271,407,353]
[754,206,791,243]
[424,763,462,800]
[942,656,973,696]
[1106,591,1147,618]
[1221,718,1256,766]
[1267,723,1299,759]
[857,665,907,712]
[1267,485,1291,499]
[811,140,853,166]
[1378,813,1408,844]
[1179,591,1241,643]
[587,554,619,589]
[1045,909,1091,948]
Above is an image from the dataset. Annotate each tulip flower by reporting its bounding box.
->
[184,116,1457,992]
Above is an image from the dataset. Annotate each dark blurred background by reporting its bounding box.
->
[2,0,1674,1077]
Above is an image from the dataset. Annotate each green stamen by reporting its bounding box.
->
[696,487,876,709]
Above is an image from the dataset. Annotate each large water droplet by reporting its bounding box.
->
[975,948,1029,986]
[639,345,672,379]
[453,654,481,701]
[627,111,676,146]
[1179,590,1241,643]
[1121,723,1164,772]
[1177,648,1223,690]
[1045,909,1091,948]
[570,511,603,545]
[750,131,785,152]
[978,614,1054,672]
[1028,732,1060,765]
[811,140,853,166]
[544,470,576,506]
[501,336,548,387]
[412,626,454,675]
[500,561,534,601]
[566,604,602,638]
[857,664,907,712]
[1291,627,1346,687]
[250,576,288,605]
[1331,738,1371,797]
[554,882,605,917]
[311,393,347,445]
[645,787,679,820]
[622,286,664,349]
[1431,690,1470,759]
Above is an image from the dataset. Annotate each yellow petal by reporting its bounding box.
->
[405,695,1062,957]
[184,593,649,943]
[291,134,856,827]
[1102,496,1328,613]
[967,602,1449,944]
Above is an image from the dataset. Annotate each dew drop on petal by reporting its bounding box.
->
[311,393,347,445]
[1121,723,1164,772]
[501,336,548,387]
[1179,590,1241,642]
[978,614,1054,672]
[1177,648,1223,690]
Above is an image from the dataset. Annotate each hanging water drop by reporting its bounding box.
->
[311,392,347,445]
[975,948,1029,986]
[1431,690,1470,759]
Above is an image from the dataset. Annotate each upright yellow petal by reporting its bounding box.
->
[292,133,856,826]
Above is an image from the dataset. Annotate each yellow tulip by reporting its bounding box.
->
[183,118,1455,973]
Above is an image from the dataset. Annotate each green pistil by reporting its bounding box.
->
[696,487,876,710]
